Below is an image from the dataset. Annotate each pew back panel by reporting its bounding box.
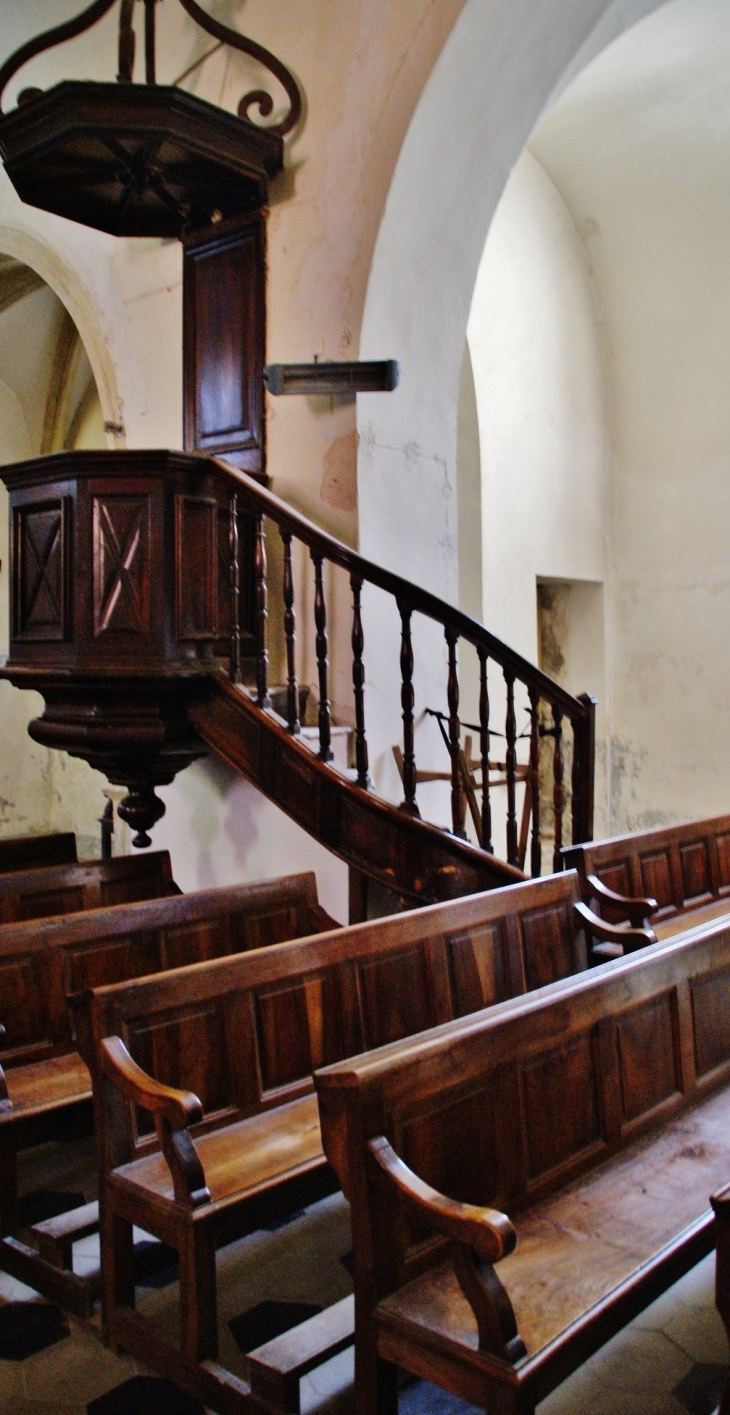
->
[0,851,178,925]
[563,813,730,932]
[0,872,339,1071]
[0,833,77,874]
[79,871,592,1166]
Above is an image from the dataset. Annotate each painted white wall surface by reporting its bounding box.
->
[469,149,608,659]
[530,0,730,830]
[466,148,609,844]
[357,0,665,811]
[154,761,348,923]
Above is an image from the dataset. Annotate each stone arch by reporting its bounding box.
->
[0,223,125,444]
[357,0,666,600]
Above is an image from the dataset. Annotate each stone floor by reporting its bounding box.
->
[0,1137,727,1415]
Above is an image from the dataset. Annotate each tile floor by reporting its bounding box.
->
[0,1136,727,1415]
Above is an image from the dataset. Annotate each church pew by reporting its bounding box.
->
[72,872,650,1412]
[0,871,339,1314]
[314,913,730,1415]
[563,812,730,939]
[0,832,78,874]
[0,849,179,924]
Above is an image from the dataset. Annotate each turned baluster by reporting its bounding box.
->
[228,492,241,685]
[399,601,419,816]
[254,512,270,707]
[280,531,300,734]
[312,553,333,761]
[504,669,518,867]
[478,647,492,853]
[528,687,541,878]
[552,704,564,872]
[351,574,370,788]
[445,629,466,838]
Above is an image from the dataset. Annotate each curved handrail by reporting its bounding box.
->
[212,456,590,725]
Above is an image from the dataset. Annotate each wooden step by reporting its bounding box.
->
[247,1293,354,1414]
[32,1199,99,1270]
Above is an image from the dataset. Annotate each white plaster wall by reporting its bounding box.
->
[464,150,608,849]
[355,0,665,826]
[530,0,730,830]
[469,150,608,657]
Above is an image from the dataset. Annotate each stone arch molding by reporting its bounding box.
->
[358,0,668,601]
[0,217,136,447]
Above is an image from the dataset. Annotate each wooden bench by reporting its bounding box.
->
[0,871,339,1314]
[563,812,730,940]
[315,912,730,1415]
[73,872,649,1412]
[0,832,78,874]
[0,849,180,923]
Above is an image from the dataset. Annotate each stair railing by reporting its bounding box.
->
[217,459,596,874]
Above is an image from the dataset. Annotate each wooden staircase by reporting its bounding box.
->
[0,449,596,911]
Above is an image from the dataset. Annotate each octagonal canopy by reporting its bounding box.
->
[0,81,283,237]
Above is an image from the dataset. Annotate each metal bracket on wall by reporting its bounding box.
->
[263,360,400,396]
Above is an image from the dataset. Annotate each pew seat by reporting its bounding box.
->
[110,1092,323,1210]
[315,912,730,1415]
[377,1081,728,1369]
[4,1053,90,1120]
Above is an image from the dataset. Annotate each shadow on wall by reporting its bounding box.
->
[155,758,348,922]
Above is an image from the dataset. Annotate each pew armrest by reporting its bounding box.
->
[367,1136,515,1263]
[99,1037,203,1130]
[574,900,657,956]
[367,1137,525,1363]
[586,874,658,927]
[99,1037,210,1208]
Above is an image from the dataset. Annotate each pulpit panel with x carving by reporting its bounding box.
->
[13,499,67,641]
[92,494,151,641]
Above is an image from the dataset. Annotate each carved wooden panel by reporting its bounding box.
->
[400,1082,502,1209]
[446,924,506,1016]
[638,850,675,912]
[254,973,343,1092]
[127,1002,234,1139]
[692,968,730,1077]
[617,993,679,1122]
[92,493,151,641]
[175,494,218,641]
[679,840,712,905]
[273,751,320,832]
[596,860,632,898]
[520,904,574,991]
[13,498,68,641]
[356,946,434,1050]
[716,834,730,893]
[0,955,51,1055]
[65,932,161,994]
[183,213,265,473]
[521,1032,601,1179]
[17,886,85,922]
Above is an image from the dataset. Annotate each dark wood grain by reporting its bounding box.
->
[315,911,730,1415]
[0,870,338,1315]
[564,813,730,938]
[0,833,77,874]
[72,870,651,1405]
